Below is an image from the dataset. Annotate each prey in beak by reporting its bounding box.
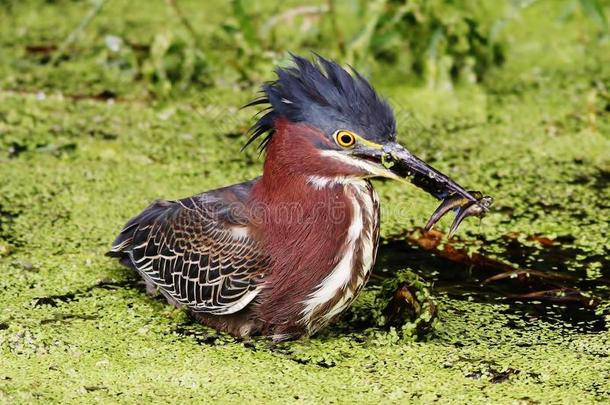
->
[424,193,493,238]
[353,142,493,237]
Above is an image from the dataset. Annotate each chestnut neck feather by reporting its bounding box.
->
[248,119,359,334]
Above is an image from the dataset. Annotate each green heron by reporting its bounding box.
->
[107,55,491,340]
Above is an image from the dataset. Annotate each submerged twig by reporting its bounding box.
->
[406,228,516,275]
[507,288,600,308]
[483,269,575,285]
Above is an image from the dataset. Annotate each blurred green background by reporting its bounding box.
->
[0,0,606,96]
[0,0,609,403]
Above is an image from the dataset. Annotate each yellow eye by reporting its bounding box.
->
[335,130,356,148]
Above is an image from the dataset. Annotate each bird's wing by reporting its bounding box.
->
[107,181,269,315]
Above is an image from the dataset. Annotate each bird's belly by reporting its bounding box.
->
[300,180,380,333]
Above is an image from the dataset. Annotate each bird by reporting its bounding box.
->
[107,54,490,341]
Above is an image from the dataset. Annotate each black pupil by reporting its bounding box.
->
[340,134,352,145]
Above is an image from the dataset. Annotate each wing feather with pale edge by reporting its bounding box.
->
[107,181,269,315]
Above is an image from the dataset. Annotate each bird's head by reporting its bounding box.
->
[246,55,490,231]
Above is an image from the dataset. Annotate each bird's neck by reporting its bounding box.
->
[249,119,356,242]
[257,119,357,196]
[259,119,317,191]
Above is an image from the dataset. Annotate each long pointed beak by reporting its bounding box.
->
[381,143,477,202]
[356,142,493,236]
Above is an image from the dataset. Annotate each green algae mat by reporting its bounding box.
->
[1,1,609,403]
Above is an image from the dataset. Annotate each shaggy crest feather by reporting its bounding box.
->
[244,54,396,151]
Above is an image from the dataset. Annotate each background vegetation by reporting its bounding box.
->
[0,0,609,403]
